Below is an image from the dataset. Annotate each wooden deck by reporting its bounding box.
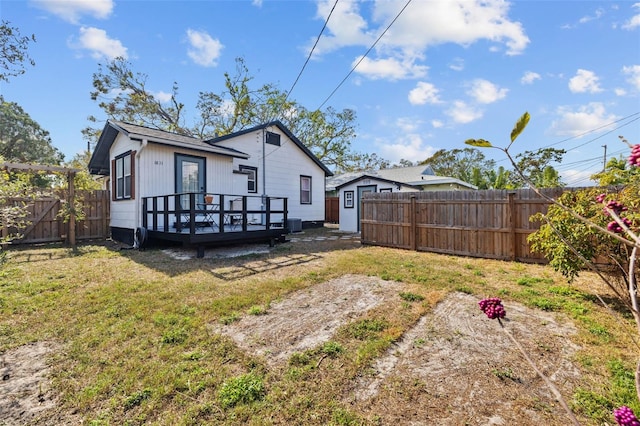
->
[142,193,288,257]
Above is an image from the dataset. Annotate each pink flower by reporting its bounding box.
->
[478,298,506,319]
[629,144,640,167]
[614,406,640,426]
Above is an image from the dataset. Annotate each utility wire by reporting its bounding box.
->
[281,0,339,110]
[494,113,640,166]
[316,0,413,110]
[541,111,640,149]
[260,0,340,161]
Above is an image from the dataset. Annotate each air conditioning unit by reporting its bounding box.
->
[287,218,302,233]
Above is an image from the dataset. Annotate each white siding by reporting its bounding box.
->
[216,127,327,223]
[109,134,140,231]
[109,135,235,231]
[338,178,418,232]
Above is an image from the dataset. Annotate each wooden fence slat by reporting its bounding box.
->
[4,190,110,245]
[361,188,583,263]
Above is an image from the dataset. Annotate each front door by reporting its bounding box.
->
[357,185,376,232]
[176,154,205,209]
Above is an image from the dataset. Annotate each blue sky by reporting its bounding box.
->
[2,0,639,185]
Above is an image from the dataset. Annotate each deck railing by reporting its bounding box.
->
[141,192,288,235]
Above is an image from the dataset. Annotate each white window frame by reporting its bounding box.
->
[344,190,354,208]
[300,175,312,204]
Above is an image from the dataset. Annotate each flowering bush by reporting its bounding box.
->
[467,114,640,425]
[478,298,506,319]
[614,406,640,426]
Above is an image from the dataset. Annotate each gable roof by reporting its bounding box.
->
[334,174,419,191]
[206,120,334,177]
[327,165,477,191]
[88,121,250,175]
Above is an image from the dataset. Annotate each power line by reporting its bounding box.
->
[316,0,414,111]
[541,111,640,149]
[260,0,340,163]
[494,113,640,165]
[281,0,339,109]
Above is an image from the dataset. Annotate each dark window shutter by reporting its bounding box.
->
[130,151,136,200]
[111,159,117,201]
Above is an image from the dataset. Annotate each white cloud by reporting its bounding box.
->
[32,0,114,24]
[408,82,442,105]
[467,79,508,104]
[71,26,127,60]
[614,87,628,96]
[549,102,618,137]
[376,133,436,164]
[369,0,530,55]
[622,3,640,30]
[449,58,464,71]
[186,29,223,67]
[578,8,604,24]
[312,0,529,81]
[431,119,444,128]
[568,69,603,93]
[312,0,375,56]
[352,55,428,80]
[521,71,541,85]
[622,64,640,90]
[252,0,263,6]
[395,117,422,132]
[446,100,483,124]
[153,91,173,103]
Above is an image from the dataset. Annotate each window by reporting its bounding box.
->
[300,175,312,204]
[344,191,354,208]
[112,151,135,200]
[380,188,392,193]
[266,131,281,146]
[239,165,258,193]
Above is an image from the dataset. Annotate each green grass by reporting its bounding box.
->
[1,238,637,425]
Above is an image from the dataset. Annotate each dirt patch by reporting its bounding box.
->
[208,274,405,365]
[349,291,582,425]
[2,274,583,425]
[0,341,67,426]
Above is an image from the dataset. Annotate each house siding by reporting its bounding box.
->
[109,134,235,232]
[109,133,140,231]
[338,178,417,233]
[215,127,326,224]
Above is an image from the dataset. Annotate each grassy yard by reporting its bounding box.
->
[1,228,638,425]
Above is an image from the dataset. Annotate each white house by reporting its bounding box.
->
[88,120,333,245]
[326,166,477,233]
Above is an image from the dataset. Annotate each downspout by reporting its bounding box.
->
[134,139,148,247]
[262,127,267,224]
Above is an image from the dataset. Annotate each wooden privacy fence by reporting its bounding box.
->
[2,190,110,245]
[360,189,568,262]
[325,196,339,223]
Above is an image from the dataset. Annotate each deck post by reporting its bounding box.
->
[242,196,248,232]
[142,197,148,229]
[265,197,271,229]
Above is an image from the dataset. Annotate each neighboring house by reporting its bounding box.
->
[88,120,332,245]
[326,165,476,233]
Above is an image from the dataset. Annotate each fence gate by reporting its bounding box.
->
[2,190,110,244]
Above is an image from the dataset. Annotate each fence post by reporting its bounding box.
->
[410,195,417,251]
[67,171,76,246]
[508,191,516,261]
